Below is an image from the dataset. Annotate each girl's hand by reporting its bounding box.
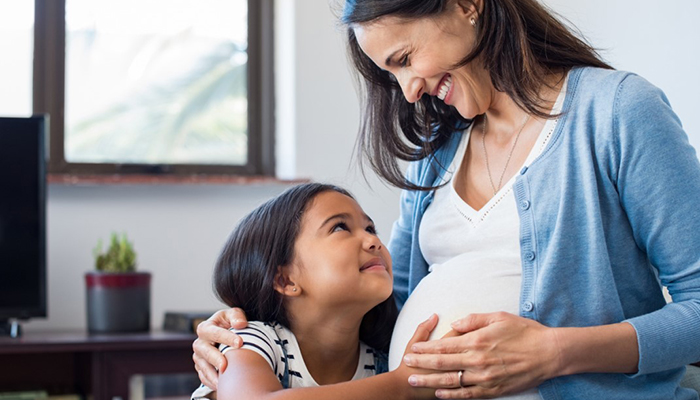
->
[393,314,441,399]
[192,308,249,389]
[403,312,560,399]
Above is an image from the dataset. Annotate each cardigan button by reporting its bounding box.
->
[520,166,528,175]
[522,301,534,312]
[524,251,536,261]
[520,200,531,210]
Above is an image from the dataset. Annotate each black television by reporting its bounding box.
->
[0,116,47,337]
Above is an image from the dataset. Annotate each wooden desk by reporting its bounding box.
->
[0,331,197,400]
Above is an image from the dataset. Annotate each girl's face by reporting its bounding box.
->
[288,191,393,311]
[353,1,492,120]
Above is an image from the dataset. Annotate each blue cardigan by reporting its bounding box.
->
[387,67,700,399]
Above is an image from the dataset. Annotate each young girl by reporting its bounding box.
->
[191,183,438,400]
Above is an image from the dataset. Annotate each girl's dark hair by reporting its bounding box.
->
[214,183,398,352]
[342,0,612,190]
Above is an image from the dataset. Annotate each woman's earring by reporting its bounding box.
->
[470,17,476,27]
[292,287,297,292]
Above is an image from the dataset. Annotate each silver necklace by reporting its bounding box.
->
[481,114,531,195]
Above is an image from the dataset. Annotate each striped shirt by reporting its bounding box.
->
[191,321,383,399]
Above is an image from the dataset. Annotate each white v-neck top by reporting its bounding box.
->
[387,79,567,399]
[419,107,562,265]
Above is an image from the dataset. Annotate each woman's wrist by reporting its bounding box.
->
[552,322,639,377]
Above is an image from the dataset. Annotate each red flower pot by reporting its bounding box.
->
[85,271,151,333]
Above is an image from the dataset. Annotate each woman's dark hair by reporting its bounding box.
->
[342,0,612,190]
[214,183,398,352]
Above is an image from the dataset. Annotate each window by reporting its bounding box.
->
[0,2,34,117]
[33,0,274,177]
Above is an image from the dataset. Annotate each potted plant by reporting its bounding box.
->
[85,232,151,333]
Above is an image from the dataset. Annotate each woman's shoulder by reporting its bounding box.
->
[570,66,664,105]
[564,67,673,133]
[573,66,637,88]
[572,66,671,116]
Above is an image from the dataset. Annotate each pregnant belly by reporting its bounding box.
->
[388,263,541,399]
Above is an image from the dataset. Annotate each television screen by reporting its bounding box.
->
[0,116,47,321]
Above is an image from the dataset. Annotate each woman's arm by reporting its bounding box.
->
[388,162,423,308]
[217,316,440,400]
[607,73,700,374]
[193,308,249,388]
[551,320,638,375]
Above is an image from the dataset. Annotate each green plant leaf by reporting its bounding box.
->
[93,232,138,272]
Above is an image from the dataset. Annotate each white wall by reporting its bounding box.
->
[25,0,700,331]
[542,0,700,149]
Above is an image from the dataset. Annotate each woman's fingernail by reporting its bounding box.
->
[435,389,445,398]
[408,376,418,386]
[404,355,413,365]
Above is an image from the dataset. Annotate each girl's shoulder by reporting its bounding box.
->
[222,321,285,352]
[220,321,293,373]
[192,321,290,399]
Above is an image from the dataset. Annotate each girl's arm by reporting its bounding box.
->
[219,350,430,400]
[217,316,439,400]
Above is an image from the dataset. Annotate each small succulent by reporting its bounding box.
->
[94,232,137,273]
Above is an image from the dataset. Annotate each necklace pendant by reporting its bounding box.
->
[481,114,531,196]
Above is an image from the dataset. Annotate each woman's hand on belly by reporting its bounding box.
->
[402,312,559,399]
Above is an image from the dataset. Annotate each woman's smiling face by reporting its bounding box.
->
[353,2,492,120]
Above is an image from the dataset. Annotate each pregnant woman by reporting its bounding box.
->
[193,0,700,398]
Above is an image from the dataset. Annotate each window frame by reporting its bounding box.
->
[33,0,275,177]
